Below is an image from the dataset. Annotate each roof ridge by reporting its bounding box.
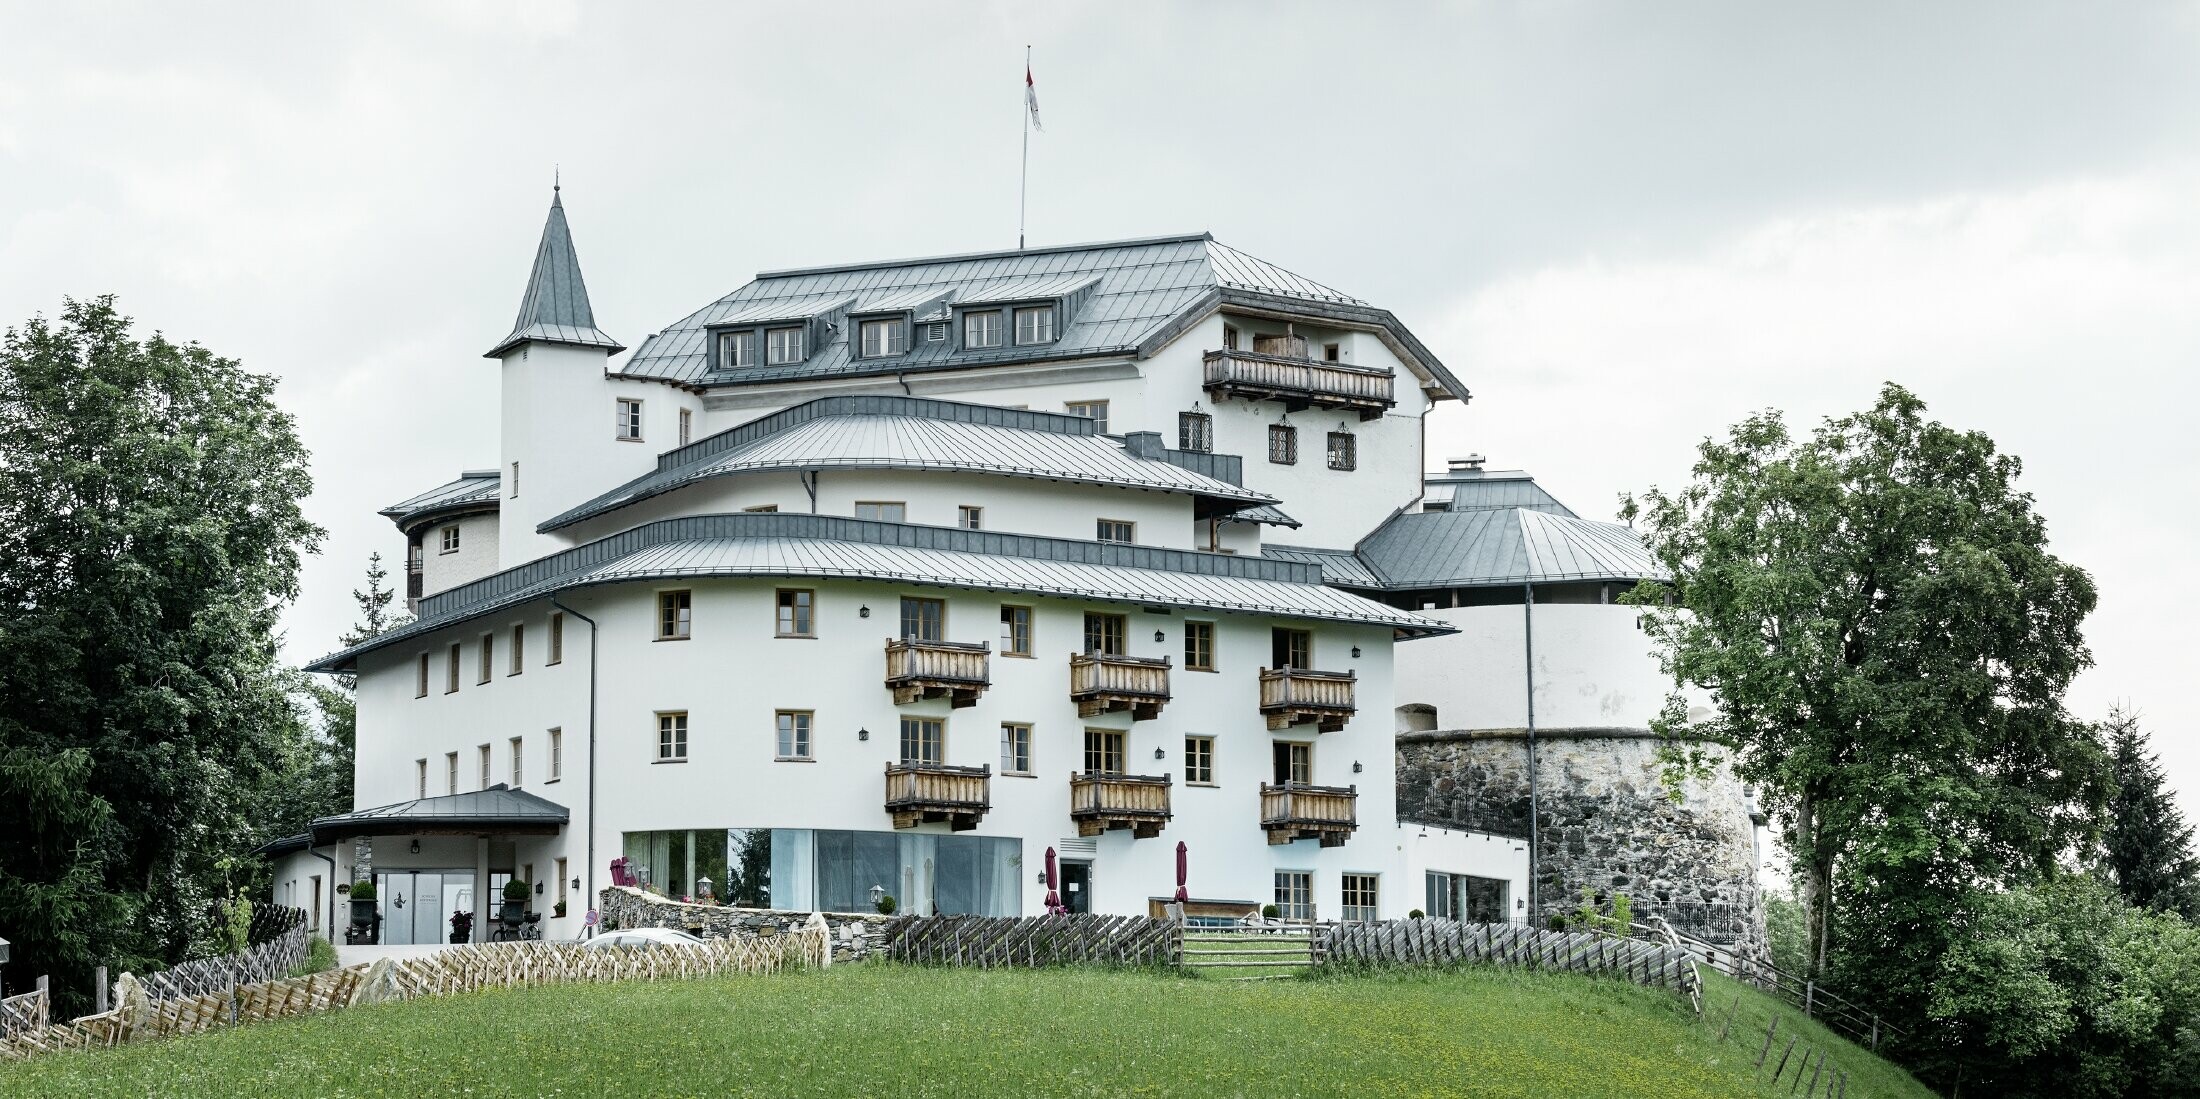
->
[756,232,1213,280]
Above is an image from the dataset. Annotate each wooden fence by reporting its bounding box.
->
[1642,921,1903,1052]
[0,988,49,1038]
[0,921,829,1064]
[131,905,312,1004]
[1317,920,1703,1006]
[881,914,1181,968]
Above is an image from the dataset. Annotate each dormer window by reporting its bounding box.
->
[1014,304,1056,345]
[766,326,806,365]
[964,310,1004,349]
[859,318,907,358]
[719,330,755,369]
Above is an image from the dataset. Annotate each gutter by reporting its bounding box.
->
[551,596,600,937]
[312,846,339,939]
[1524,581,1538,922]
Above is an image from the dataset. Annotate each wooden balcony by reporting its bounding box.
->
[1203,349,1396,420]
[1069,653,1171,721]
[885,762,991,831]
[1260,782,1358,847]
[1259,667,1358,733]
[885,638,990,708]
[1070,771,1173,839]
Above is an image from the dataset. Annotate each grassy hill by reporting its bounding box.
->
[3,964,1936,1098]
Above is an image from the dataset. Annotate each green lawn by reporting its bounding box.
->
[3,965,1937,1098]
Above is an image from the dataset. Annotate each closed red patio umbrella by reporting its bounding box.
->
[1173,840,1189,903]
[1044,846,1066,914]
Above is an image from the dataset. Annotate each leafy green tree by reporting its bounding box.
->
[2099,708,2200,918]
[0,297,322,1013]
[1623,383,2108,980]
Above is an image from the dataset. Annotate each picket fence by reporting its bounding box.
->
[1317,919,1705,1008]
[881,913,1181,967]
[0,922,829,1063]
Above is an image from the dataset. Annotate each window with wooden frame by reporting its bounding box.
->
[1095,519,1134,545]
[678,408,693,446]
[478,633,494,683]
[999,605,1032,657]
[1083,728,1126,774]
[776,588,815,637]
[765,326,805,365]
[1273,741,1312,785]
[1082,612,1127,656]
[854,501,906,522]
[509,736,523,786]
[548,728,563,781]
[1185,735,1215,785]
[858,317,907,358]
[776,710,813,760]
[446,643,461,693]
[1222,324,1241,351]
[1326,431,1357,471]
[1063,400,1109,433]
[416,758,428,799]
[1342,873,1378,923]
[510,461,519,498]
[440,525,460,553]
[657,590,692,640]
[416,653,430,697]
[1177,411,1212,452]
[1014,304,1057,345]
[1268,423,1297,465]
[963,309,1003,349]
[1272,627,1312,670]
[656,712,689,762]
[548,613,564,665]
[616,398,643,441]
[477,744,491,788]
[899,716,944,765]
[1275,871,1314,921]
[556,858,569,907]
[509,624,525,675]
[899,597,945,642]
[446,752,459,795]
[958,505,983,530]
[719,330,756,369]
[1184,621,1216,671]
[1000,722,1033,775]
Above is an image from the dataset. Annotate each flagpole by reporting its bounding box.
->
[1019,45,1030,250]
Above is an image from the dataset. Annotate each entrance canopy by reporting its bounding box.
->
[306,784,568,845]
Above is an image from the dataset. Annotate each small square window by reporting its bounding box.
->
[776,710,813,760]
[854,501,907,522]
[657,712,689,762]
[1178,412,1212,453]
[776,589,815,636]
[999,605,1032,657]
[958,505,983,530]
[1327,432,1357,472]
[1014,304,1056,345]
[899,716,944,765]
[963,310,1003,349]
[1184,621,1216,671]
[1096,519,1134,545]
[658,590,692,640]
[1185,735,1215,784]
[1268,423,1298,465]
[1001,723,1033,775]
[859,318,908,358]
[1064,400,1109,433]
[440,526,460,554]
[719,330,756,369]
[1083,728,1126,774]
[1323,343,1341,362]
[616,398,643,441]
[766,327,806,365]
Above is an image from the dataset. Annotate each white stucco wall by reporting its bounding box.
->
[419,513,501,597]
[1392,602,1674,733]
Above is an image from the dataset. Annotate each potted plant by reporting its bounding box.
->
[347,881,379,944]
[552,900,567,919]
[449,909,474,944]
[874,893,897,916]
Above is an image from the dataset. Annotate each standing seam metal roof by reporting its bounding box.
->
[1343,509,1667,589]
[379,471,502,529]
[485,190,623,358]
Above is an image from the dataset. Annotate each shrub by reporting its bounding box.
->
[1408,909,1426,919]
[1261,904,1280,919]
[348,881,376,901]
[287,936,338,978]
[874,894,897,916]
[504,879,530,902]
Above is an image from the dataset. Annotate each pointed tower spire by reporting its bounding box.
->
[484,185,624,358]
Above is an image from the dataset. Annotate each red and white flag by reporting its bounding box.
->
[1025,61,1043,132]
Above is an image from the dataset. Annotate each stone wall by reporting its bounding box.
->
[1397,728,1765,958]
[597,886,892,963]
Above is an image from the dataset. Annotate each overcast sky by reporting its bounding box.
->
[4,2,2196,813]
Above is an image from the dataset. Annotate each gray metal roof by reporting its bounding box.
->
[616,233,1465,399]
[1261,544,1384,587]
[1224,503,1301,529]
[1350,509,1666,589]
[1422,468,1578,518]
[539,396,1278,534]
[308,785,569,844]
[380,470,502,531]
[307,512,1451,673]
[486,189,624,359]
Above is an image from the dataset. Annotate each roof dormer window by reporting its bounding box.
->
[719,330,755,369]
[766,326,806,365]
[964,309,1004,350]
[1013,304,1057,345]
[858,318,908,358]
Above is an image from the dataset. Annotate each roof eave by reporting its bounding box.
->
[1208,289,1469,402]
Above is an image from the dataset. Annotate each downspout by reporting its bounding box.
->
[551,596,599,936]
[1524,581,1538,923]
[311,846,339,938]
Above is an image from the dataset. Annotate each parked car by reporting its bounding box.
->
[583,927,708,950]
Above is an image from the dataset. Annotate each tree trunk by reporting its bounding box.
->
[1794,792,1834,978]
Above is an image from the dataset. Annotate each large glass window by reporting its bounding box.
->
[630,828,1022,916]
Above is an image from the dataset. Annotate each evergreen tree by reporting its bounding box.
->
[2100,708,2200,918]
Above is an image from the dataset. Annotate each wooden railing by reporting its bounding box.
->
[1260,782,1358,847]
[1069,653,1171,721]
[884,762,991,831]
[1259,667,1357,732]
[885,638,990,708]
[1070,771,1173,839]
[1203,349,1396,418]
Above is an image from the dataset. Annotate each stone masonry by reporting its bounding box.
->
[1397,728,1766,959]
[598,886,892,963]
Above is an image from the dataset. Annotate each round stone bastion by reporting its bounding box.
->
[1396,727,1766,958]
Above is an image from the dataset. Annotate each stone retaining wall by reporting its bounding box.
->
[1397,728,1766,959]
[598,886,891,962]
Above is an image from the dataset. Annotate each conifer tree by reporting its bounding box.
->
[2101,708,2200,918]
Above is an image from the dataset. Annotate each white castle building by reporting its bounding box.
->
[264,190,1723,945]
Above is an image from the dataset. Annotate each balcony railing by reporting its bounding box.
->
[1260,782,1358,848]
[1070,771,1173,839]
[885,638,991,708]
[1203,349,1396,419]
[885,762,991,831]
[1068,653,1172,721]
[1259,667,1358,733]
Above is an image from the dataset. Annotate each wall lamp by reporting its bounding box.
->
[1351,646,1362,659]
[1154,630,1166,643]
[1154,747,1166,760]
[858,605,871,618]
[409,839,420,855]
[858,727,870,742]
[1352,761,1363,774]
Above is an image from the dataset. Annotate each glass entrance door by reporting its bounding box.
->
[376,870,474,945]
[1060,860,1093,914]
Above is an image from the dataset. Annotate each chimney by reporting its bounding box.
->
[1446,454,1487,473]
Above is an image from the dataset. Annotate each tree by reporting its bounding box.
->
[1623,383,2109,982]
[2100,708,2200,918]
[0,297,322,1013]
[334,552,409,691]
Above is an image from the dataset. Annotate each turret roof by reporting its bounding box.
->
[485,188,624,359]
